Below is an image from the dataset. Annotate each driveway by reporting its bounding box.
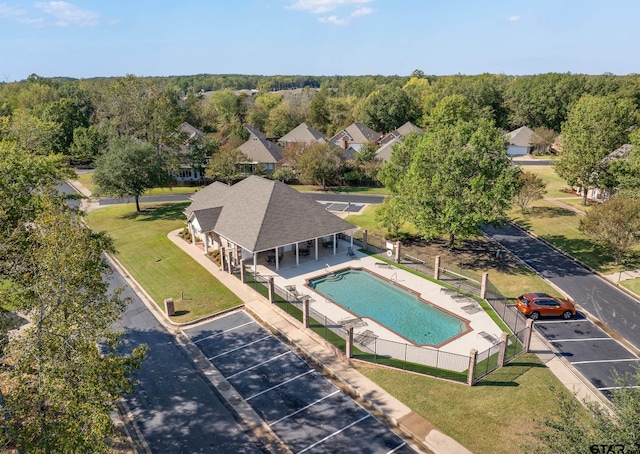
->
[483,223,640,352]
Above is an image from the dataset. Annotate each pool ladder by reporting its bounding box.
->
[391,272,398,282]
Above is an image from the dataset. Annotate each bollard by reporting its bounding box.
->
[164,298,175,316]
[394,240,401,263]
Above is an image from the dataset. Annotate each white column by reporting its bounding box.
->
[332,234,336,255]
[296,243,299,266]
[253,253,257,276]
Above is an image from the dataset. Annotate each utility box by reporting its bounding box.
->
[164,298,175,316]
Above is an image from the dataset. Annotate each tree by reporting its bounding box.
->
[426,94,475,127]
[513,171,547,213]
[375,197,405,239]
[310,87,330,134]
[297,143,344,190]
[555,95,636,205]
[539,372,640,454]
[530,126,557,154]
[93,136,174,211]
[68,124,107,164]
[205,148,248,185]
[389,120,521,247]
[579,196,640,265]
[358,86,415,132]
[0,197,146,452]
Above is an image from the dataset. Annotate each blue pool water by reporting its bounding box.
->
[308,268,466,346]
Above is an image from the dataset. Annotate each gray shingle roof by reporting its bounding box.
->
[238,131,283,164]
[184,181,230,217]
[601,143,633,164]
[187,176,355,253]
[375,136,401,162]
[279,123,327,144]
[507,126,537,147]
[329,122,381,145]
[379,121,423,145]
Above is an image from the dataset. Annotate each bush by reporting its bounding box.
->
[207,249,221,265]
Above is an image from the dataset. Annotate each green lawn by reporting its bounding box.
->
[518,164,574,199]
[357,353,586,454]
[621,277,640,296]
[84,202,241,322]
[75,170,200,196]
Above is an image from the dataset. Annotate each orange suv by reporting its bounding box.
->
[515,293,576,320]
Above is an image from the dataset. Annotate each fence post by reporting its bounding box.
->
[346,326,354,358]
[480,272,489,299]
[394,240,401,263]
[467,349,478,386]
[268,277,274,305]
[434,255,441,280]
[362,229,368,251]
[227,249,233,274]
[302,297,309,328]
[220,247,226,272]
[523,319,534,352]
[239,259,245,283]
[497,332,509,367]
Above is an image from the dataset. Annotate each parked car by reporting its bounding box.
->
[515,293,576,320]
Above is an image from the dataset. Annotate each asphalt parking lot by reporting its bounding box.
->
[319,201,365,213]
[183,310,416,454]
[535,317,640,398]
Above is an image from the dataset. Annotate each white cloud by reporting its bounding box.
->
[287,0,371,14]
[34,1,100,26]
[0,3,27,18]
[318,14,347,25]
[350,6,372,17]
[509,15,521,22]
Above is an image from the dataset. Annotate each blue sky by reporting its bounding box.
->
[1,0,639,81]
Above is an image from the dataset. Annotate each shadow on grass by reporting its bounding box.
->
[172,310,190,317]
[541,235,610,270]
[475,355,546,387]
[121,202,189,222]
[528,206,577,219]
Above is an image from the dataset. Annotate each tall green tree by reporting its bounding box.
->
[358,86,415,132]
[205,148,248,185]
[555,94,636,205]
[0,197,146,453]
[93,136,174,211]
[513,171,547,213]
[297,143,344,190]
[389,120,521,247]
[579,196,640,265]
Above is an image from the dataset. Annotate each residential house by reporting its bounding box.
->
[506,126,538,156]
[278,123,328,147]
[584,143,633,202]
[174,122,209,183]
[375,122,424,162]
[329,122,381,159]
[238,125,283,174]
[184,175,356,272]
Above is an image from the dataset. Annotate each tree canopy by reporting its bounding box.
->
[297,143,345,190]
[380,120,521,247]
[93,136,174,211]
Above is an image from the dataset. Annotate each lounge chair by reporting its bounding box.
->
[347,247,356,257]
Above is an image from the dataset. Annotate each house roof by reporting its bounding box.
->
[329,122,381,145]
[375,136,402,162]
[507,126,537,147]
[601,143,633,164]
[178,122,204,141]
[279,123,327,144]
[379,121,423,145]
[186,176,355,253]
[238,127,283,164]
[184,181,230,217]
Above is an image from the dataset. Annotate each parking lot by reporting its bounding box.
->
[183,310,416,454]
[535,317,640,398]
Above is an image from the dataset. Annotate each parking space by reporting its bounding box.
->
[184,310,416,454]
[536,319,640,397]
[319,201,365,213]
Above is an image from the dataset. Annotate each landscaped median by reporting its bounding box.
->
[84,202,241,323]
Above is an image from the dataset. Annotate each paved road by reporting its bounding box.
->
[483,223,640,351]
[98,191,386,207]
[109,268,266,453]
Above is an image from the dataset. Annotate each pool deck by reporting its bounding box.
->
[253,240,503,357]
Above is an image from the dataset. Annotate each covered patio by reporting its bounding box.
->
[184,175,357,275]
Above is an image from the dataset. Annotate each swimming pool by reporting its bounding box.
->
[307,268,468,346]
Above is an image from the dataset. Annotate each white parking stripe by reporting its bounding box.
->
[551,337,611,342]
[296,414,372,454]
[227,351,293,379]
[387,442,408,453]
[246,370,314,401]
[193,321,256,344]
[571,358,640,365]
[535,319,585,324]
[597,385,640,391]
[208,335,271,360]
[269,390,340,427]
